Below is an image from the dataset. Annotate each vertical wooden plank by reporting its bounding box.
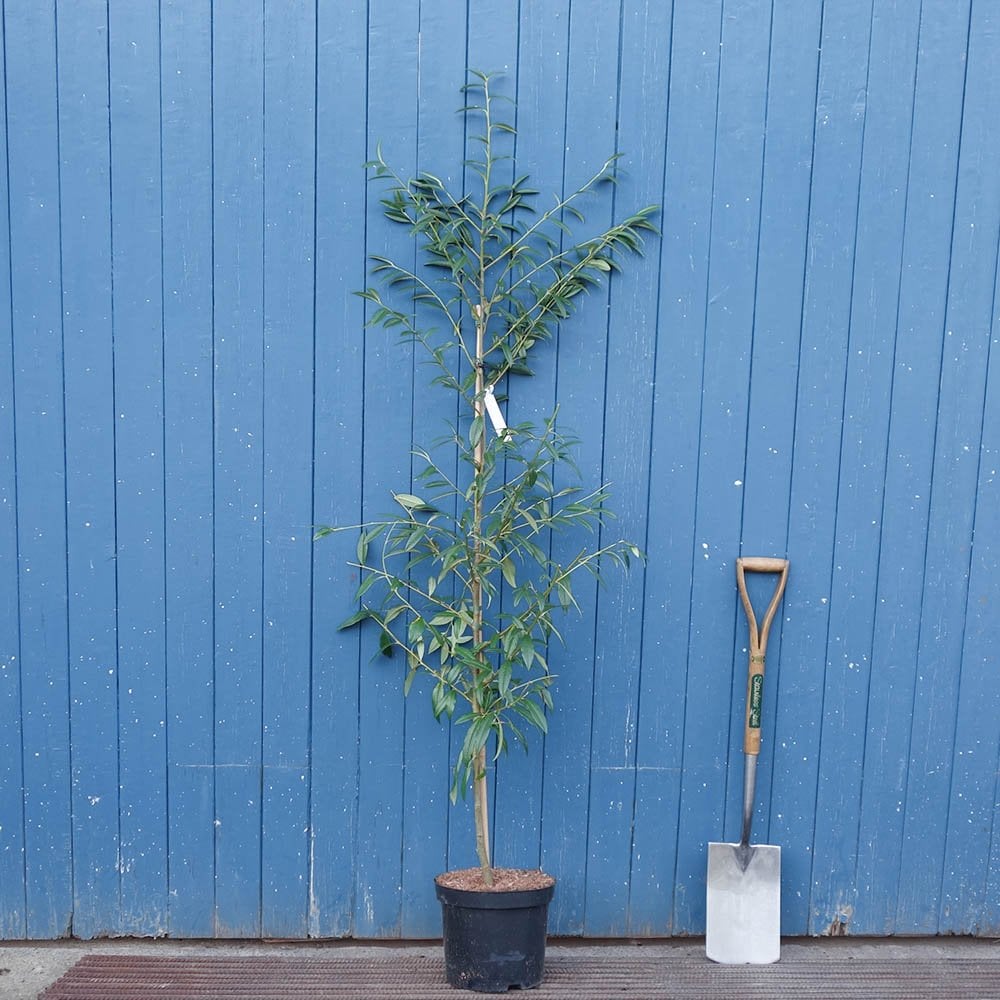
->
[260,0,316,938]
[558,0,631,938]
[213,0,266,937]
[742,0,822,935]
[621,0,674,938]
[594,0,671,937]
[807,0,919,937]
[973,284,1000,934]
[779,0,871,937]
[0,1,27,940]
[310,0,367,939]
[5,0,73,939]
[161,0,216,938]
[513,0,579,935]
[847,0,969,937]
[353,0,419,938]
[107,0,168,935]
[672,0,772,935]
[937,2,1000,935]
[398,0,471,939]
[642,0,722,936]
[896,0,981,935]
[57,0,120,940]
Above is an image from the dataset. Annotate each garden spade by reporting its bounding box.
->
[706,556,789,965]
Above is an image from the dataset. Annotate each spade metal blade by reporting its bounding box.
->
[705,841,780,964]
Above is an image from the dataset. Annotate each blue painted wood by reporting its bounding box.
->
[5,0,74,940]
[789,0,875,937]
[743,0,822,935]
[399,0,472,941]
[352,0,421,939]
[107,0,169,937]
[0,0,997,942]
[56,0,120,940]
[936,0,1000,935]
[559,0,637,940]
[160,0,216,939]
[512,0,580,936]
[619,0,674,938]
[212,0,266,938]
[649,0,722,935]
[309,0,368,939]
[701,0,774,928]
[832,0,921,937]
[973,280,1000,935]
[855,0,970,937]
[896,0,982,936]
[0,2,26,940]
[260,0,317,939]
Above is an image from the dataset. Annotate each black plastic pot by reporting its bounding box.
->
[435,879,556,992]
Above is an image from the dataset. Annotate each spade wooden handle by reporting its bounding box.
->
[736,557,789,755]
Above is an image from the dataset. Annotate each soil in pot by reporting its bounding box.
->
[435,868,556,993]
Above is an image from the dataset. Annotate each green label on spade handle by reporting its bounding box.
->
[749,674,764,729]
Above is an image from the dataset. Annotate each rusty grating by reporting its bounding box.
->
[39,952,1000,999]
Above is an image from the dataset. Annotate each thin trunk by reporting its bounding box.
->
[472,95,495,886]
[471,301,493,886]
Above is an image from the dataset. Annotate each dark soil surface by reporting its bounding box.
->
[434,867,556,892]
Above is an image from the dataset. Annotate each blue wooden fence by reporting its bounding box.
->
[1,0,998,939]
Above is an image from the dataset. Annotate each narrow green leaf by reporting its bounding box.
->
[514,697,548,734]
[403,668,418,697]
[338,608,371,631]
[469,415,484,448]
[394,493,423,509]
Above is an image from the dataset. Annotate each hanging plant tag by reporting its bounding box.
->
[484,385,510,440]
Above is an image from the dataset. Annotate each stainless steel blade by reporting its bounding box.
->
[705,841,780,964]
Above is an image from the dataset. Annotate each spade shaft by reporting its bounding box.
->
[706,556,789,965]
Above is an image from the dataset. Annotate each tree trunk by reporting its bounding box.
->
[471,301,493,887]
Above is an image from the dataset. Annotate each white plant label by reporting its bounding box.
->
[484,385,510,439]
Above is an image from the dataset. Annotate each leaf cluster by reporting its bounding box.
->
[330,415,641,799]
[358,71,658,402]
[321,71,655,805]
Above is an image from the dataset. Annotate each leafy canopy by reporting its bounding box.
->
[319,70,655,813]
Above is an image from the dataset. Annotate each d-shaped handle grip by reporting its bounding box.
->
[736,557,789,755]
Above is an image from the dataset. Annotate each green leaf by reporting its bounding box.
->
[519,633,535,669]
[461,714,494,763]
[393,493,426,511]
[500,555,516,588]
[497,661,512,698]
[378,629,394,657]
[431,681,456,720]
[338,608,371,631]
[469,415,484,448]
[513,697,548,734]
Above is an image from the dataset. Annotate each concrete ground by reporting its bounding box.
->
[2,935,999,999]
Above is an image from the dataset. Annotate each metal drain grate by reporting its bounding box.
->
[40,953,1000,999]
